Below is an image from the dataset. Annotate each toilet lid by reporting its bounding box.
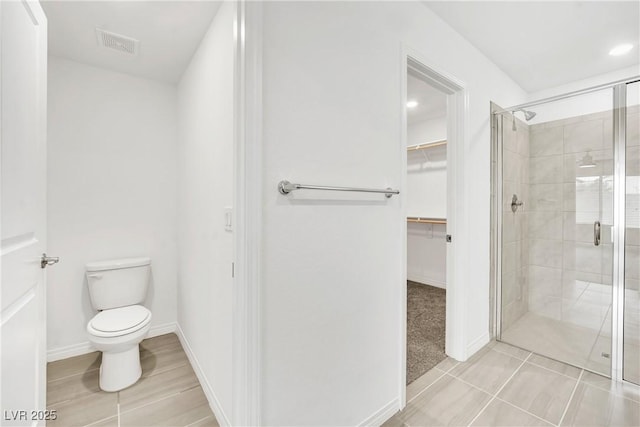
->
[90,305,151,333]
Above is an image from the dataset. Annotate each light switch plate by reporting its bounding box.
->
[224,207,232,232]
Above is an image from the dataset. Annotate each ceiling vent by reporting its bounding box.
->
[95,28,139,56]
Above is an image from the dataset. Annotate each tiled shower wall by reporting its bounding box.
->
[526,107,640,322]
[501,115,530,330]
[527,110,615,321]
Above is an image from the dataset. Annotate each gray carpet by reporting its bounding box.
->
[407,280,446,385]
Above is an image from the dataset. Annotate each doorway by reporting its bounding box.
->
[405,69,449,385]
[401,54,467,403]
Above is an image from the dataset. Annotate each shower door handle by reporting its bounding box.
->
[594,221,601,246]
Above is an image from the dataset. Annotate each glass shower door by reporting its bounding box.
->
[499,88,615,376]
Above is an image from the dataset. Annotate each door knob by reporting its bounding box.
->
[41,253,60,269]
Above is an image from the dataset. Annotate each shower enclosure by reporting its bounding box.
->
[493,78,640,385]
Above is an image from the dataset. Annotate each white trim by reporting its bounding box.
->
[466,332,491,356]
[406,274,446,289]
[176,324,231,427]
[46,322,177,362]
[232,1,262,425]
[47,341,93,363]
[399,45,469,409]
[398,47,409,410]
[357,398,400,427]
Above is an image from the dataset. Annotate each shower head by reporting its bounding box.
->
[515,108,536,121]
[522,109,536,121]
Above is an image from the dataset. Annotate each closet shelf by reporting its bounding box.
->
[407,139,447,151]
[407,217,447,225]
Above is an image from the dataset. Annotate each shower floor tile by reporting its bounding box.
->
[46,333,218,427]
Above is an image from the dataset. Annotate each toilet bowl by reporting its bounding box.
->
[85,257,152,392]
[87,304,152,392]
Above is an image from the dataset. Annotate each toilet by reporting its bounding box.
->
[86,257,152,392]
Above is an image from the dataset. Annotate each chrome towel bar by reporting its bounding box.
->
[278,180,400,198]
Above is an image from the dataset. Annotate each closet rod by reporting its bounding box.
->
[407,217,447,225]
[407,140,447,151]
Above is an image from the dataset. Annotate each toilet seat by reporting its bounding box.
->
[88,305,151,338]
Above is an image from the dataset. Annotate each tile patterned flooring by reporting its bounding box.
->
[46,333,218,427]
[48,333,640,426]
[386,341,640,427]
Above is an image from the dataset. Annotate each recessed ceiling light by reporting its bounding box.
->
[407,100,418,108]
[609,43,633,56]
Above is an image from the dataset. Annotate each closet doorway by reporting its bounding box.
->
[405,66,449,385]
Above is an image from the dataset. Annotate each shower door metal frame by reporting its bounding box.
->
[611,83,626,383]
[491,76,640,384]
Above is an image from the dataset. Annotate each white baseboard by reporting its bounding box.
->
[466,332,490,359]
[175,323,230,427]
[47,341,94,362]
[358,398,400,427]
[407,274,446,289]
[47,322,178,362]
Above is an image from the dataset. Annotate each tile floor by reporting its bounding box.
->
[46,333,218,427]
[387,341,640,427]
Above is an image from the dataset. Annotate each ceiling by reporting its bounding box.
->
[41,1,222,84]
[407,72,448,124]
[424,1,640,92]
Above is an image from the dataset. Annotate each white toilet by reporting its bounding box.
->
[86,257,152,392]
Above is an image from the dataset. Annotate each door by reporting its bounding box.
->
[1,1,48,425]
[497,87,615,376]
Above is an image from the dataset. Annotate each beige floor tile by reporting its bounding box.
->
[528,353,582,378]
[394,375,492,426]
[380,413,407,427]
[406,367,445,402]
[471,399,553,426]
[434,357,459,372]
[47,368,101,406]
[623,342,640,385]
[450,349,523,394]
[140,337,190,378]
[139,333,181,352]
[185,416,220,427]
[492,341,532,360]
[580,371,640,402]
[501,312,599,370]
[561,383,640,426]
[120,386,214,427]
[85,416,119,426]
[119,363,200,411]
[47,352,101,382]
[498,363,577,424]
[47,390,117,427]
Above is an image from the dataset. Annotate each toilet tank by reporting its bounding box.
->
[86,257,151,310]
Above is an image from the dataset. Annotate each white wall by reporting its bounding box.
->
[407,117,447,287]
[259,1,526,425]
[407,118,447,217]
[525,65,640,124]
[47,57,178,356]
[407,116,447,146]
[177,1,234,423]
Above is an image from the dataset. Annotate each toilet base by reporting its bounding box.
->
[99,344,142,392]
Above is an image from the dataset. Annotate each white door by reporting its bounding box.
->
[1,1,49,426]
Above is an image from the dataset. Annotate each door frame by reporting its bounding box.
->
[399,46,469,406]
[232,0,262,425]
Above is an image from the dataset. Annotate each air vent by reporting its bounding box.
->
[95,28,139,55]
